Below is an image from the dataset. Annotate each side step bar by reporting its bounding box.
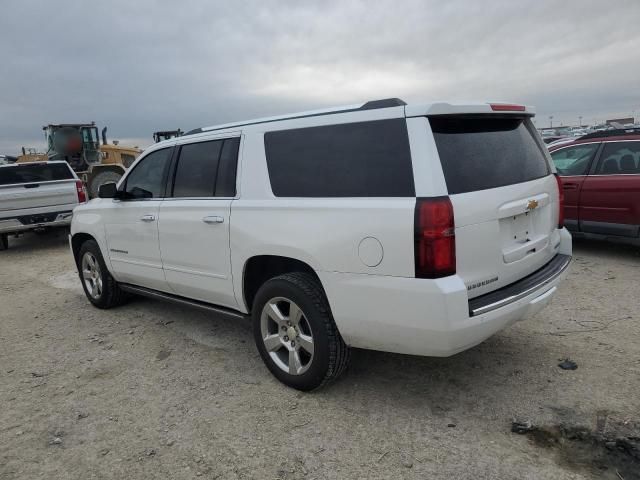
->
[119,284,246,320]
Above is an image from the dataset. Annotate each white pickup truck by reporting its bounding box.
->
[0,161,87,250]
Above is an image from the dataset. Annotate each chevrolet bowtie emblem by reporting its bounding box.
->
[527,199,539,210]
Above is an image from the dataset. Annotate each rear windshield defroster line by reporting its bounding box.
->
[429,116,550,195]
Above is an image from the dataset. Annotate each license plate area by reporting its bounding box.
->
[503,211,534,245]
[500,210,548,263]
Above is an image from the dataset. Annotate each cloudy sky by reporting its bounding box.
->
[1,0,639,155]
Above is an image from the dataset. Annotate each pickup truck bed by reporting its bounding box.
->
[0,161,85,249]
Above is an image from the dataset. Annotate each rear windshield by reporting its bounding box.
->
[0,163,74,186]
[430,116,550,195]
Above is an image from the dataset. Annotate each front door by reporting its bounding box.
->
[104,147,173,291]
[158,136,240,308]
[550,142,600,232]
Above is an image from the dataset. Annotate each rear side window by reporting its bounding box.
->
[430,116,550,195]
[596,141,640,175]
[0,163,73,185]
[551,143,599,175]
[171,137,240,198]
[264,119,415,197]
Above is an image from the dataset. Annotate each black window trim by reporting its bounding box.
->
[118,146,174,201]
[165,135,241,200]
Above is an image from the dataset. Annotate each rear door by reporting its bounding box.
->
[427,115,561,298]
[158,136,240,309]
[549,142,601,231]
[579,140,640,237]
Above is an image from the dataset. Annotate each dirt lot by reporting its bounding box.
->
[1,230,639,480]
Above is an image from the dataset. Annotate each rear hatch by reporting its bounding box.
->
[429,114,560,299]
[0,163,78,214]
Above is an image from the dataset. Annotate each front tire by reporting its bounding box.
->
[77,239,127,309]
[0,233,8,250]
[252,272,350,391]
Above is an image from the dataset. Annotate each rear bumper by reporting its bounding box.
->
[320,228,572,357]
[0,210,73,234]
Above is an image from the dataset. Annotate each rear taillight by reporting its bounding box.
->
[76,180,87,203]
[414,197,456,278]
[554,174,564,229]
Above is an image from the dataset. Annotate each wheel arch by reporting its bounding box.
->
[242,255,324,313]
[71,232,97,267]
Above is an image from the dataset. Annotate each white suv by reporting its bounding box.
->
[70,98,572,390]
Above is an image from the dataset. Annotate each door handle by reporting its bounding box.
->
[202,215,224,224]
[563,183,578,190]
[140,214,156,222]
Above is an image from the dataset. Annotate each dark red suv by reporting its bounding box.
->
[549,129,640,245]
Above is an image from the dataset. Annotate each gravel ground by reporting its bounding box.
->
[1,229,639,480]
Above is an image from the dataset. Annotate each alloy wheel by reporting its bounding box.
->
[81,252,103,300]
[260,297,315,375]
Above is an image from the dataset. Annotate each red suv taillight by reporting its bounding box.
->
[554,174,564,229]
[76,180,87,203]
[414,197,456,278]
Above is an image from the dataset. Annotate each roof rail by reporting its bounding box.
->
[183,98,407,136]
[579,127,640,140]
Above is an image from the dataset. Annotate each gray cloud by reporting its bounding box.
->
[1,0,639,154]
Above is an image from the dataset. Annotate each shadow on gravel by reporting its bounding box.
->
[0,228,69,253]
[522,423,640,480]
[572,237,640,263]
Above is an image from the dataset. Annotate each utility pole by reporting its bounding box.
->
[549,115,553,128]
[578,116,582,127]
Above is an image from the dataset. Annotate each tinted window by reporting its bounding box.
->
[215,138,240,197]
[0,163,73,185]
[430,117,550,195]
[596,141,640,175]
[551,143,599,175]
[124,148,172,199]
[173,140,222,197]
[264,119,414,197]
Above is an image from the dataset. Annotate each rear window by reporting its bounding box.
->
[430,116,550,195]
[0,163,74,186]
[264,119,415,197]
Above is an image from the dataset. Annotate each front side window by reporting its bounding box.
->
[123,148,172,199]
[264,119,414,197]
[121,153,136,168]
[551,143,599,176]
[596,142,640,175]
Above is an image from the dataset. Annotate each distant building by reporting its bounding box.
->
[606,117,634,125]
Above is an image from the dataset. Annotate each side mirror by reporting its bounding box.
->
[98,182,118,199]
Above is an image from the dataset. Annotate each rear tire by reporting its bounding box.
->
[252,272,350,391]
[0,233,8,250]
[77,239,127,309]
